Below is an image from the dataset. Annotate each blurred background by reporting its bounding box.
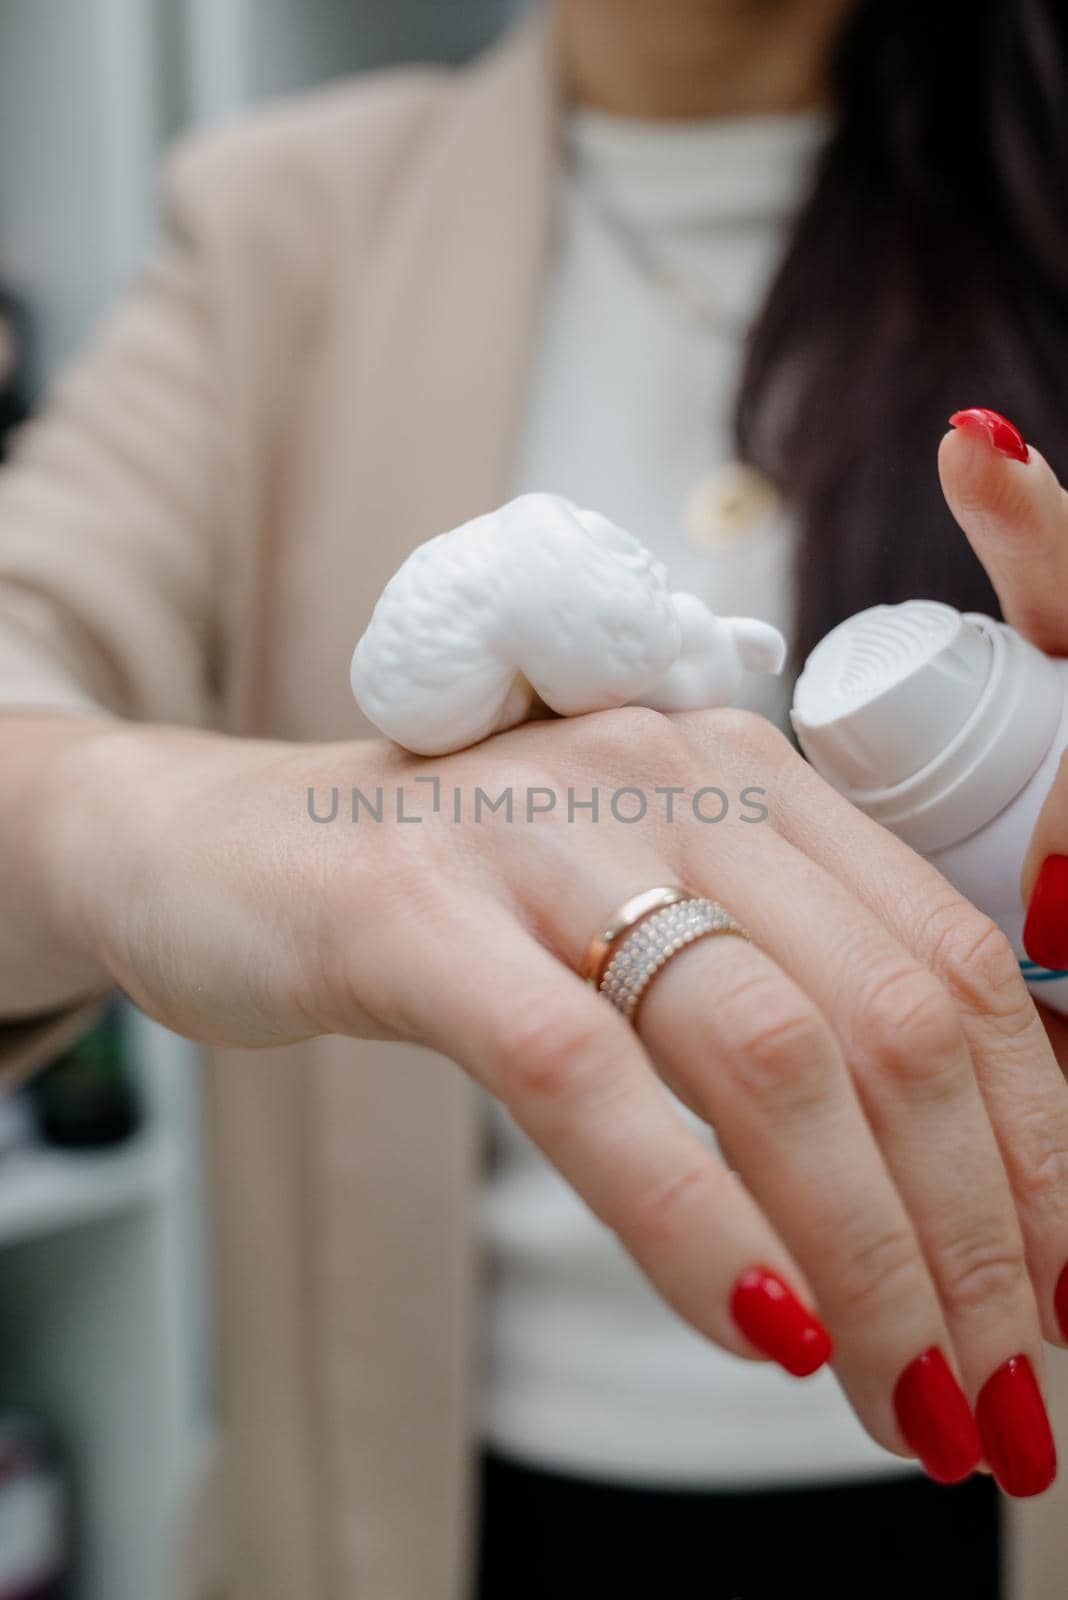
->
[0,6,523,1598]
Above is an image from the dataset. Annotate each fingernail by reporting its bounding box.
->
[948,407,1030,463]
[893,1348,982,1485]
[1055,1262,1068,1343]
[1024,856,1068,970]
[730,1267,833,1377]
[976,1355,1057,1497]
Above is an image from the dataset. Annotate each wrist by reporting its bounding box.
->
[30,718,139,997]
[40,722,313,1038]
[32,719,225,999]
[0,714,126,1015]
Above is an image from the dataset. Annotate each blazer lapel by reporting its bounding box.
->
[355,7,558,542]
[282,6,560,745]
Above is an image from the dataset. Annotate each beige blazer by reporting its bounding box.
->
[1,10,1065,1597]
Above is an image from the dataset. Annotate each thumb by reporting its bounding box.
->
[938,407,1068,656]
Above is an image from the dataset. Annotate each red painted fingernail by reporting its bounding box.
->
[893,1348,981,1485]
[1055,1263,1068,1343]
[948,407,1029,463]
[1024,856,1068,971]
[976,1355,1057,1497]
[730,1267,833,1377]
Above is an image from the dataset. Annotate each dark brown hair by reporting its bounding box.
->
[736,0,1068,665]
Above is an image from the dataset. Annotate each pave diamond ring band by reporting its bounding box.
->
[582,886,750,1025]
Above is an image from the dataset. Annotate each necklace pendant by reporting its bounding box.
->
[684,461,782,552]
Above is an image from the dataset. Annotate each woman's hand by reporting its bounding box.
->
[939,412,1068,999]
[42,703,1068,1495]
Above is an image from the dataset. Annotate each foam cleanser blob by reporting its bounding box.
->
[791,601,1068,1013]
[350,494,787,756]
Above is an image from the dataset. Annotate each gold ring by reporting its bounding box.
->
[582,887,750,1025]
[581,886,695,988]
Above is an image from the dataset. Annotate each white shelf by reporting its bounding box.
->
[0,1136,181,1250]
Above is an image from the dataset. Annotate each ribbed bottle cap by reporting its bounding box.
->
[792,602,992,787]
[791,602,1063,852]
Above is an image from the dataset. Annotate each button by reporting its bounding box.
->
[684,461,782,552]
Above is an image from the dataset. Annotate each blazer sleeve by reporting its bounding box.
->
[0,148,227,1079]
[0,150,225,727]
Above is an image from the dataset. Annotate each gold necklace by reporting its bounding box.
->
[573,163,784,551]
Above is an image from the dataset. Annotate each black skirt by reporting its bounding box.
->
[474,1446,1001,1600]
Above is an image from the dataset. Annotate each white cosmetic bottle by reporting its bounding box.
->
[790,600,1068,1014]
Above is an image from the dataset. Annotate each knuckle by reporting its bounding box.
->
[588,704,685,762]
[683,705,791,764]
[937,1224,1028,1317]
[476,759,556,835]
[834,1224,926,1321]
[1019,1145,1068,1208]
[623,1160,716,1251]
[855,965,967,1096]
[925,903,1030,1026]
[718,976,837,1114]
[561,706,692,795]
[472,755,553,799]
[504,997,614,1108]
[1003,1118,1068,1207]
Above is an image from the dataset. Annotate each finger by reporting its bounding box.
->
[773,751,1068,1376]
[490,827,981,1478]
[939,409,1068,654]
[679,822,1052,1484]
[637,929,982,1485]
[1020,748,1068,975]
[387,885,833,1377]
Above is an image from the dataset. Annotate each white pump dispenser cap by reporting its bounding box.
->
[791,601,1064,853]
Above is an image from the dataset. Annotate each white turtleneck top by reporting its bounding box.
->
[476,106,919,1488]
